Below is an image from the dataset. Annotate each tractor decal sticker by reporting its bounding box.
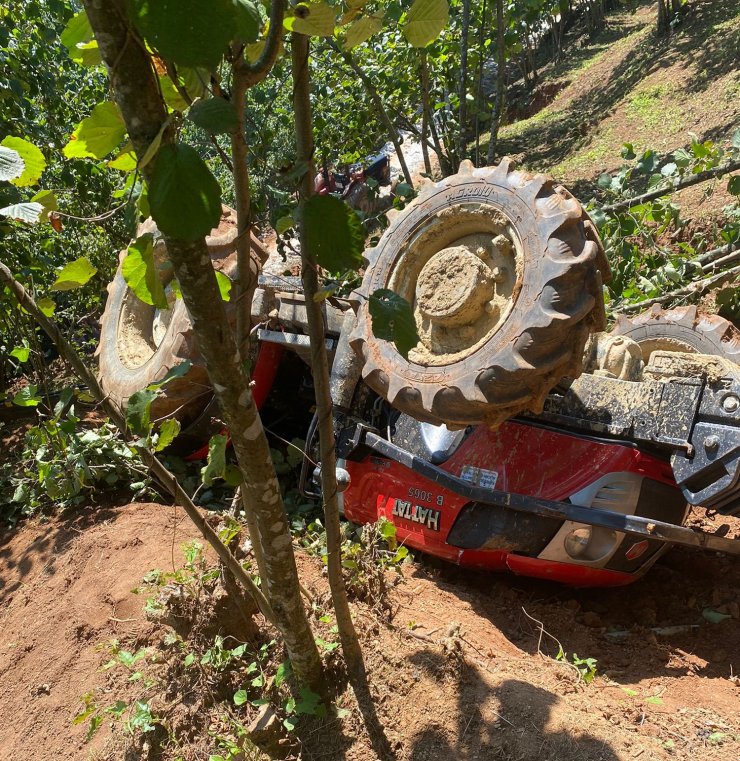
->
[392,498,440,531]
[460,465,499,490]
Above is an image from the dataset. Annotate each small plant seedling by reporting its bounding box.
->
[556,648,598,683]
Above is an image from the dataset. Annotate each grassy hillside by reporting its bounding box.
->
[485,0,739,210]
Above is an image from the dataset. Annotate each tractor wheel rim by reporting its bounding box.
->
[387,202,522,366]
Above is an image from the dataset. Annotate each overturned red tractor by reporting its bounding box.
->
[99,159,740,587]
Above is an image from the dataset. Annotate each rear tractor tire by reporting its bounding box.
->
[612,305,740,365]
[350,158,610,428]
[97,207,259,429]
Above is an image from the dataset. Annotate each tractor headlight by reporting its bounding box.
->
[564,527,592,559]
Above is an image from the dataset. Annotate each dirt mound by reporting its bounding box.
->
[0,503,194,760]
[0,503,738,760]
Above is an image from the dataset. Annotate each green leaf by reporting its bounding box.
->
[233,689,248,706]
[315,637,338,652]
[10,345,30,363]
[274,660,291,689]
[295,687,323,715]
[159,75,189,112]
[728,175,740,196]
[620,143,635,160]
[85,715,103,742]
[139,120,170,171]
[30,189,58,221]
[285,2,337,36]
[146,360,193,390]
[673,147,692,167]
[63,102,126,160]
[732,129,740,149]
[233,0,261,42]
[69,40,102,67]
[122,234,169,309]
[126,389,157,436]
[155,419,181,451]
[302,194,364,272]
[108,146,138,172]
[368,289,420,358]
[403,0,449,47]
[50,257,97,291]
[130,0,235,68]
[276,215,294,235]
[105,701,128,718]
[148,143,222,242]
[379,518,397,541]
[188,97,238,135]
[661,162,677,177]
[215,271,232,301]
[37,297,56,317]
[0,145,24,182]
[61,10,92,50]
[395,181,414,198]
[0,202,43,224]
[343,15,382,49]
[12,385,41,407]
[1,137,46,187]
[201,434,228,486]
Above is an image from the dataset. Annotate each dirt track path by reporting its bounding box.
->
[0,502,738,760]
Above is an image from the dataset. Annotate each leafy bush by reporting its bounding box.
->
[590,132,740,310]
[0,390,146,524]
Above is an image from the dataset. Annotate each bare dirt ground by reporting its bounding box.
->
[0,501,738,761]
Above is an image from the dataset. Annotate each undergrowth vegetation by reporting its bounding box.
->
[74,535,405,759]
[591,131,740,313]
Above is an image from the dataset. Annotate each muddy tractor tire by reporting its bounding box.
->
[612,305,740,364]
[98,207,257,427]
[350,158,610,428]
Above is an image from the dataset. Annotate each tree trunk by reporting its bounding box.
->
[474,0,488,165]
[456,0,472,168]
[420,51,452,176]
[657,0,670,36]
[82,0,324,693]
[420,98,432,175]
[486,0,507,165]
[292,26,364,682]
[0,259,274,630]
[292,34,394,759]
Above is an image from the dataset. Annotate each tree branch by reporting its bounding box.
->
[618,262,740,313]
[601,161,740,215]
[332,41,414,187]
[235,0,286,88]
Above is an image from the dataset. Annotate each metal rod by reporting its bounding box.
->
[363,432,740,556]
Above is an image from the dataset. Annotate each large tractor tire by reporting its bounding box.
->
[98,207,258,427]
[612,305,740,364]
[350,158,610,428]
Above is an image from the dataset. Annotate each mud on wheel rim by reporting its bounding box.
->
[350,158,610,428]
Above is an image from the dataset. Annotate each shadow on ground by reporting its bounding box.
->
[408,654,620,761]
